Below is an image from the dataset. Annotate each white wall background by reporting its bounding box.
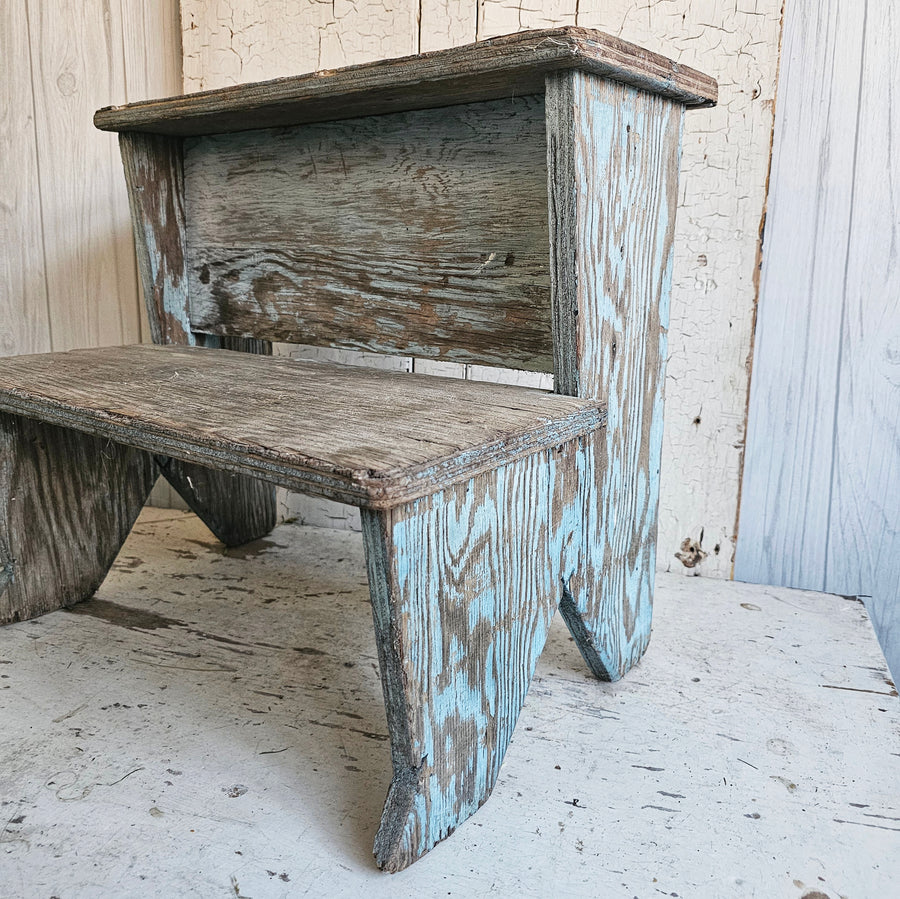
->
[178,0,785,577]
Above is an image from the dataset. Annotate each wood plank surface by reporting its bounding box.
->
[0,412,155,624]
[2,0,182,361]
[95,26,716,136]
[546,72,682,679]
[825,0,900,669]
[184,97,552,371]
[26,0,142,351]
[0,345,604,508]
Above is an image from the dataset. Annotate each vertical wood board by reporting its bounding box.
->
[736,0,865,591]
[737,0,900,677]
[25,0,142,351]
[0,1,51,358]
[824,0,900,670]
[2,0,181,361]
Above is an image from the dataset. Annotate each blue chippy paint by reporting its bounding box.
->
[547,71,684,680]
[369,450,561,866]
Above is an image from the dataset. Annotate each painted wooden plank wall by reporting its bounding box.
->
[0,0,184,509]
[737,0,900,677]
[178,1,783,570]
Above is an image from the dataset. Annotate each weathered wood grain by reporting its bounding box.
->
[155,456,276,547]
[546,71,682,679]
[0,345,605,510]
[25,0,143,351]
[0,412,155,624]
[362,447,574,870]
[95,26,716,136]
[119,131,192,346]
[184,97,553,370]
[179,0,427,523]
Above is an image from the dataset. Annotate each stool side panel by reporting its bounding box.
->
[0,412,156,624]
[119,132,192,346]
[547,72,683,679]
[363,442,584,870]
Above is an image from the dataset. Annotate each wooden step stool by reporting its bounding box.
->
[0,28,716,871]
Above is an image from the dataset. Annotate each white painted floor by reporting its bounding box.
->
[1,509,898,898]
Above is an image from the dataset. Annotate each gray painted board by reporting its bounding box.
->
[737,0,900,677]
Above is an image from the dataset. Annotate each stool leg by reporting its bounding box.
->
[361,452,563,872]
[156,456,276,547]
[0,413,155,624]
[545,71,683,681]
[555,431,658,681]
[156,335,278,548]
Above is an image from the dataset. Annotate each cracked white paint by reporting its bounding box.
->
[178,0,784,575]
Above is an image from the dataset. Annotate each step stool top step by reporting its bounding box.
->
[94,27,717,137]
[0,345,604,508]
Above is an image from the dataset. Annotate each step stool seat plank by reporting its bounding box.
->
[0,345,604,508]
[94,27,717,137]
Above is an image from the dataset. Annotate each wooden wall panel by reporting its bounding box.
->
[737,0,899,676]
[736,0,864,590]
[0,1,51,358]
[25,0,141,350]
[1,0,181,359]
[179,1,783,567]
[826,2,900,671]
